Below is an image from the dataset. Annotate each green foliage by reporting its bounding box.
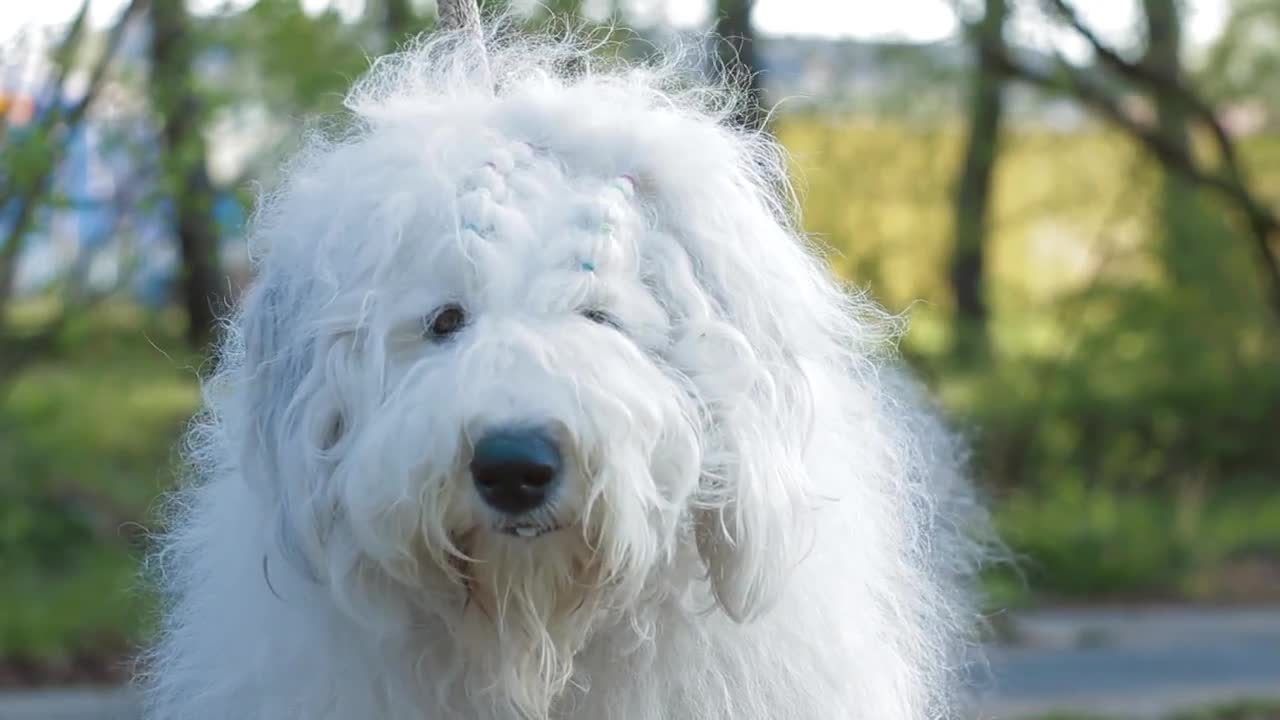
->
[0,127,57,193]
[989,482,1280,602]
[1169,699,1280,720]
[210,1,375,118]
[997,484,1193,598]
[0,542,139,661]
[1200,0,1280,129]
[780,118,1280,605]
[781,118,1280,490]
[1015,699,1280,720]
[961,284,1280,491]
[0,304,198,661]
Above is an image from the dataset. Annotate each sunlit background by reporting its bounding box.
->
[1,1,1278,718]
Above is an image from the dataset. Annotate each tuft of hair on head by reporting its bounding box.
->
[343,9,764,140]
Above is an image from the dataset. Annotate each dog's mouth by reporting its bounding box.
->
[496,523,564,539]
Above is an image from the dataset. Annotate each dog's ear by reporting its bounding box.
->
[695,366,812,622]
[613,113,875,620]
[673,322,814,624]
[237,271,328,577]
[631,134,834,622]
[240,274,307,477]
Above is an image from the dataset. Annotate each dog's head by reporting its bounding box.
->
[223,27,873,716]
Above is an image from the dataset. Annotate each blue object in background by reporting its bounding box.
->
[0,91,247,309]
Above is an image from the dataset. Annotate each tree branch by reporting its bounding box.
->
[1041,0,1248,191]
[986,42,1280,321]
[0,0,148,321]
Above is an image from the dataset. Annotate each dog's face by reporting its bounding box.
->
[232,91,829,713]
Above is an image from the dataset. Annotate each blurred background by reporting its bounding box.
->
[0,1,1277,718]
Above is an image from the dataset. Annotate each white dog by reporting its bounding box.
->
[142,22,992,720]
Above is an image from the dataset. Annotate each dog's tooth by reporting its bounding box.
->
[516,527,537,538]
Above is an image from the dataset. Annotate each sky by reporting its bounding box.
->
[0,0,1232,58]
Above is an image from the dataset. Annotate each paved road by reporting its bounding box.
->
[977,607,1280,718]
[0,689,136,720]
[2,608,1278,720]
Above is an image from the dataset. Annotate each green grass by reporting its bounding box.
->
[0,303,199,663]
[989,482,1280,605]
[1169,699,1280,719]
[1018,699,1280,719]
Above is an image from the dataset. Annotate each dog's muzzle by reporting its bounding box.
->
[470,427,562,518]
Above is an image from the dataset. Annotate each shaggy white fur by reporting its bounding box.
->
[141,20,992,720]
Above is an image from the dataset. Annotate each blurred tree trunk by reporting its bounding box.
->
[384,0,422,47]
[148,0,223,350]
[386,0,413,35]
[715,0,765,132]
[1142,0,1203,287]
[949,0,1007,361]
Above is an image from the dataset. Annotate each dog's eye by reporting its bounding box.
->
[426,304,467,339]
[581,308,619,329]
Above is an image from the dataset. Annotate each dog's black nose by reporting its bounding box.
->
[470,428,562,515]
